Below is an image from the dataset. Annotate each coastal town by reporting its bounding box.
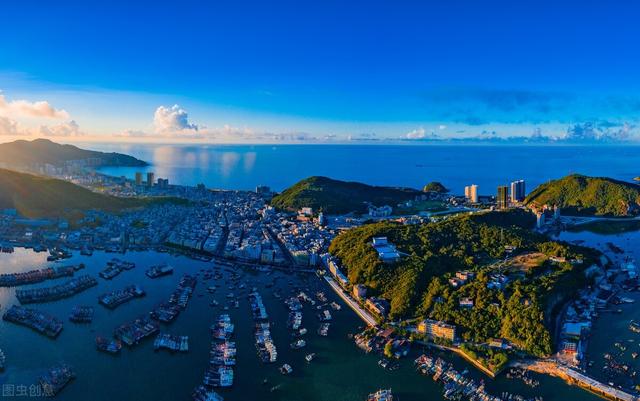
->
[1,157,640,401]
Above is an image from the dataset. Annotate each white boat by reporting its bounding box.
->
[279,364,293,375]
[368,389,393,401]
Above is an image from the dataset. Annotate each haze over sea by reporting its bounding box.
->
[92,143,640,194]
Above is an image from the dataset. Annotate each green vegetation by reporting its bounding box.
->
[422,181,449,193]
[459,343,509,373]
[384,342,393,358]
[270,176,420,214]
[0,138,147,168]
[0,168,176,218]
[396,200,447,215]
[329,209,599,357]
[525,174,640,216]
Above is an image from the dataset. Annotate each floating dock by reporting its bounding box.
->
[16,275,97,304]
[2,305,63,338]
[0,265,78,287]
[39,364,75,396]
[153,333,189,352]
[99,285,145,309]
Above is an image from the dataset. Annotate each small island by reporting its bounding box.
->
[422,181,449,193]
[270,176,421,214]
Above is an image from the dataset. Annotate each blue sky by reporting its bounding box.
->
[1,1,640,143]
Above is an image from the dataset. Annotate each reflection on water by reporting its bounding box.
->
[243,152,257,173]
[92,143,640,192]
[221,152,241,178]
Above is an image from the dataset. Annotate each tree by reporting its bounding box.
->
[384,342,393,358]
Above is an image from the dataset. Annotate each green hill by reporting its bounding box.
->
[329,209,599,356]
[0,138,147,168]
[525,174,640,216]
[270,176,421,214]
[0,168,149,218]
[422,181,449,193]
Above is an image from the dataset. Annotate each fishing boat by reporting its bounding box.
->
[318,323,330,336]
[191,385,223,401]
[146,263,174,278]
[290,339,306,349]
[367,389,393,401]
[279,364,293,375]
[305,353,316,362]
[96,336,123,354]
[39,364,75,396]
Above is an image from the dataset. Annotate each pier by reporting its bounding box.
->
[322,276,378,327]
[516,359,639,401]
[559,365,639,401]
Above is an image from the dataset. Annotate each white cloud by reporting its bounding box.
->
[35,120,84,137]
[115,129,149,138]
[153,104,199,134]
[0,116,20,136]
[0,115,85,137]
[405,127,426,139]
[0,94,69,119]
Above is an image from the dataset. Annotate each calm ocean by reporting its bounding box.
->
[89,143,640,194]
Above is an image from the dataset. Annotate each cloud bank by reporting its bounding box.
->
[0,94,69,119]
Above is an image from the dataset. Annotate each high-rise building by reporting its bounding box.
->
[464,184,478,203]
[135,172,142,186]
[147,172,155,187]
[497,186,509,209]
[510,180,526,202]
[256,185,271,194]
[157,178,169,189]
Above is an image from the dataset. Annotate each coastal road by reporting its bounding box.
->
[322,275,378,327]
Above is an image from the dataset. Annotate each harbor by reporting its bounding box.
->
[415,354,543,401]
[0,247,605,401]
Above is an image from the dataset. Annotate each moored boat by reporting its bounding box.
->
[279,363,293,375]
